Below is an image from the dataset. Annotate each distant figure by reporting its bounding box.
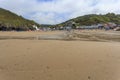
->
[98,24,104,29]
[65,21,76,31]
[71,22,76,29]
[104,24,110,31]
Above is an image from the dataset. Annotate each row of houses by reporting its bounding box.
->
[72,22,120,31]
[32,21,120,31]
[1,22,119,31]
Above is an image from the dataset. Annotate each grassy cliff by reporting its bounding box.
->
[58,13,120,26]
[0,8,40,31]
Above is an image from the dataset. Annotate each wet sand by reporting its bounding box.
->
[0,31,120,80]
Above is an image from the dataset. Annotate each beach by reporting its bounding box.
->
[0,31,120,80]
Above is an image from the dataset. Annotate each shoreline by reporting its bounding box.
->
[0,30,120,42]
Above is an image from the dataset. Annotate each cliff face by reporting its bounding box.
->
[0,8,39,31]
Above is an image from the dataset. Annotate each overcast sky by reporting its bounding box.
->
[0,0,120,24]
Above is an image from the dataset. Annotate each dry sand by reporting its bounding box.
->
[0,31,120,80]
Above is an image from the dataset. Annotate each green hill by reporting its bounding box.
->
[0,8,40,31]
[58,13,120,26]
[1,8,120,30]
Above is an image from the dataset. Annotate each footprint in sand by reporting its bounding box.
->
[46,66,50,70]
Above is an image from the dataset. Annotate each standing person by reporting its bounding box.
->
[104,24,110,31]
[71,22,76,29]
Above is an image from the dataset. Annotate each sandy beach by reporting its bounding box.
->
[0,31,120,80]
